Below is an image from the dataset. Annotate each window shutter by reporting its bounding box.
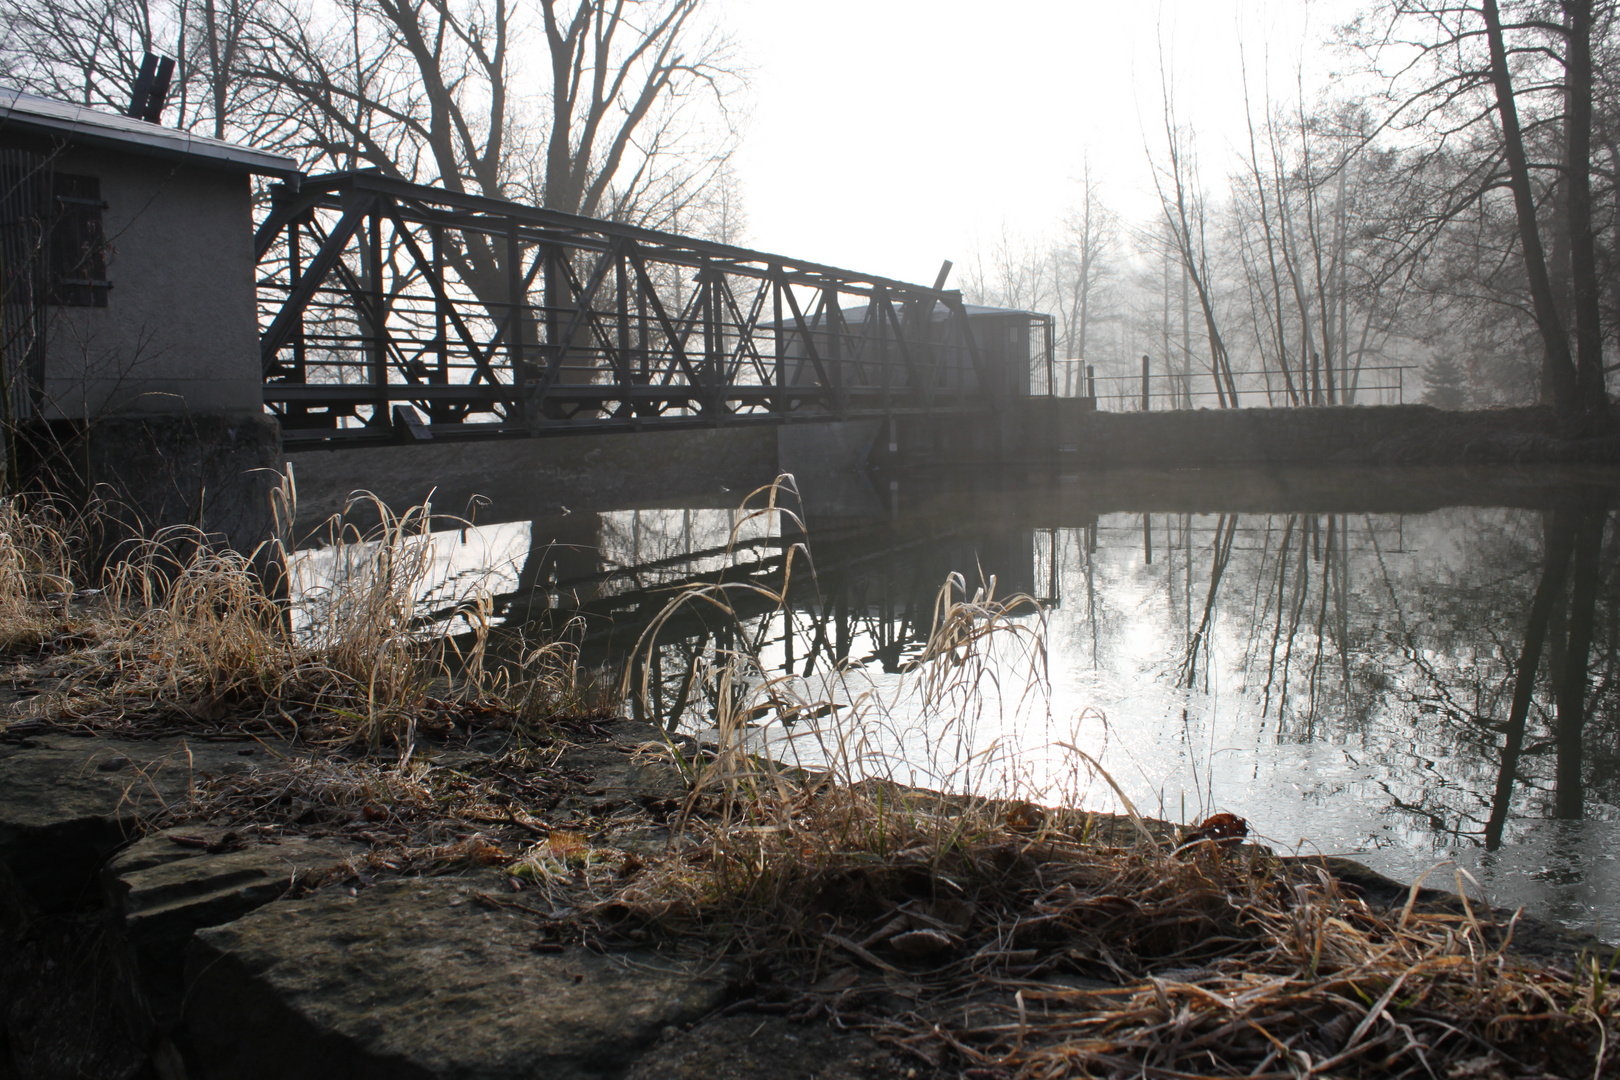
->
[48,173,111,307]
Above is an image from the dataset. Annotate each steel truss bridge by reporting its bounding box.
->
[256,172,1040,448]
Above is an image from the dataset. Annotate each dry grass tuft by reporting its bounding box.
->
[0,496,89,650]
[0,479,605,747]
[591,782,1616,1077]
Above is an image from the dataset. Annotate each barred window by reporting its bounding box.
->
[48,173,111,307]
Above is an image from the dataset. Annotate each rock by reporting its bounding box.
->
[109,828,361,941]
[106,829,361,1024]
[0,734,292,1077]
[0,735,172,912]
[624,1015,905,1080]
[0,734,273,912]
[184,876,734,1079]
[0,735,286,913]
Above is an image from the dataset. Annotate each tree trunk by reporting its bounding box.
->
[1480,0,1580,425]
[1563,0,1607,433]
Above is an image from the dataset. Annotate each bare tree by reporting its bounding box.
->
[1345,0,1612,430]
[683,159,747,245]
[1148,60,1240,407]
[0,0,278,140]
[963,226,1055,313]
[1054,160,1116,390]
[1481,0,1588,420]
[246,0,739,216]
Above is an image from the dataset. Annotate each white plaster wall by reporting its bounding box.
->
[39,148,260,418]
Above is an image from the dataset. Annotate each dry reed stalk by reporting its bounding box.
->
[0,496,90,650]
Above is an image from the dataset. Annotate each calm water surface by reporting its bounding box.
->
[328,466,1620,935]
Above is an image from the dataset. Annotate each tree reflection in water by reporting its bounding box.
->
[1489,498,1611,844]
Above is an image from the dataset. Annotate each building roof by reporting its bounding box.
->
[955,302,1045,319]
[818,301,1047,325]
[0,87,300,181]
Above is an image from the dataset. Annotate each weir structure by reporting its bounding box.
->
[256,171,1054,448]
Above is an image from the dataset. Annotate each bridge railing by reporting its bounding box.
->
[255,172,1008,446]
[1032,358,1417,410]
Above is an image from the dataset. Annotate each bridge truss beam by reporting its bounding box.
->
[256,171,1004,447]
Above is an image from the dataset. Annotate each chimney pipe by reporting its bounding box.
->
[128,52,176,124]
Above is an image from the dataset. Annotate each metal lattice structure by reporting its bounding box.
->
[257,172,1018,447]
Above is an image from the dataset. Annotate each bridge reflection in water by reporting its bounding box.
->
[392,469,1620,933]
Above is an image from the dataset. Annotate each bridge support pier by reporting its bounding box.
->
[776,420,886,517]
[867,411,1012,469]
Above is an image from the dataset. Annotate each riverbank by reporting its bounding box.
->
[4,711,1612,1079]
[1,495,1615,1079]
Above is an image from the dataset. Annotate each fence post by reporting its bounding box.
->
[1141,354,1150,411]
[1044,315,1055,398]
[1087,364,1096,400]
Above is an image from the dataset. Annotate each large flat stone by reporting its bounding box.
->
[184,877,734,1079]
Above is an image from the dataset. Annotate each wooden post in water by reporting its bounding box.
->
[1141,354,1150,411]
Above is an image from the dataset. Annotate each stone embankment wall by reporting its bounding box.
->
[882,400,1620,470]
[1023,400,1620,468]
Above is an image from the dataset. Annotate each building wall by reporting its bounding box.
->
[779,312,1023,398]
[38,147,259,418]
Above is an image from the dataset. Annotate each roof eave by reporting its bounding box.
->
[0,99,300,181]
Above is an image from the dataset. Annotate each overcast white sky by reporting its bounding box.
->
[720,0,1362,284]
